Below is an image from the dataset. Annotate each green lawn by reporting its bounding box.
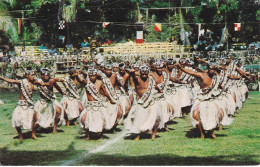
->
[0,90,259,165]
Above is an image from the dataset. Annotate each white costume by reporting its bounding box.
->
[125,76,159,134]
[12,79,35,129]
[79,78,105,132]
[116,72,131,124]
[171,68,192,111]
[61,76,82,120]
[101,72,122,130]
[190,75,224,130]
[155,72,175,129]
[35,79,65,128]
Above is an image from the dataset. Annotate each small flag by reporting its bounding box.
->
[58,20,65,30]
[18,18,22,35]
[234,23,241,31]
[136,31,143,43]
[154,23,161,32]
[102,22,110,28]
[136,23,143,44]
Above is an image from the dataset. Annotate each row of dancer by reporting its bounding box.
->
[0,54,254,140]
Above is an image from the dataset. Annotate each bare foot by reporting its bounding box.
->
[165,127,171,132]
[218,125,223,131]
[135,135,140,141]
[152,134,156,140]
[32,133,38,140]
[53,129,57,134]
[19,136,23,141]
[66,121,70,127]
[200,134,205,139]
[74,121,79,127]
[211,132,217,139]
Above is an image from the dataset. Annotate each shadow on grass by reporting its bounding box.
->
[36,127,64,134]
[185,128,227,139]
[124,133,160,140]
[1,146,258,166]
[78,153,260,165]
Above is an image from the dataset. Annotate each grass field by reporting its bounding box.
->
[0,90,259,165]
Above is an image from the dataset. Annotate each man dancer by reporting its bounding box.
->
[76,68,116,140]
[34,68,65,134]
[171,58,192,117]
[115,62,133,123]
[61,67,84,126]
[150,61,175,130]
[176,62,225,139]
[125,64,159,140]
[0,70,49,140]
[100,64,123,131]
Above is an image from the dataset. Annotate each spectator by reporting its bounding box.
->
[104,38,112,46]
[169,36,175,43]
[94,48,104,65]
[39,42,48,50]
[126,38,134,46]
[81,39,89,48]
[48,45,57,55]
[20,46,26,57]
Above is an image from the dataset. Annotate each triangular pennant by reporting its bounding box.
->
[154,23,161,32]
[102,22,110,28]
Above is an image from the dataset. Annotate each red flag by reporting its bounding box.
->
[154,23,161,32]
[234,23,241,31]
[18,18,22,34]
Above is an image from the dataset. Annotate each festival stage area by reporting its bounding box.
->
[0,91,259,165]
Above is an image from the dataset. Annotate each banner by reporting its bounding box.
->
[234,23,241,31]
[18,18,22,35]
[154,23,161,32]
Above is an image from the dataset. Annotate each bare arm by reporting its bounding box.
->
[75,74,87,86]
[53,81,65,95]
[177,64,202,79]
[34,80,50,86]
[228,74,242,80]
[53,78,64,82]
[236,67,251,80]
[0,76,20,84]
[100,84,116,104]
[169,76,185,84]
[130,69,139,85]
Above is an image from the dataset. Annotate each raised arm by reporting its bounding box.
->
[169,76,185,84]
[0,76,20,84]
[53,78,64,82]
[236,67,251,80]
[34,80,51,86]
[176,64,202,79]
[130,69,139,85]
[53,81,65,95]
[75,73,87,85]
[228,74,242,80]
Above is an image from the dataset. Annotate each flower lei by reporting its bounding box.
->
[86,77,101,101]
[116,72,125,86]
[63,76,79,99]
[157,71,168,91]
[137,76,154,107]
[37,79,56,101]
[102,74,119,102]
[20,79,34,105]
